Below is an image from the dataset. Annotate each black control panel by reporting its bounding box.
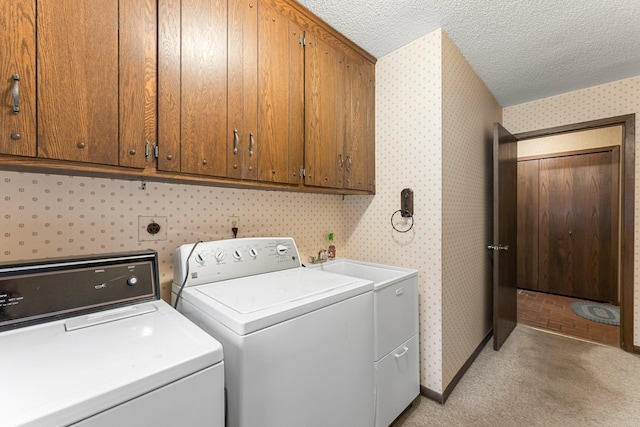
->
[0,250,159,331]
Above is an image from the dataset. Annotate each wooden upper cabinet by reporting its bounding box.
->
[36,0,152,168]
[179,0,229,177]
[304,33,346,189]
[227,0,258,181]
[227,0,304,184]
[305,31,375,192]
[345,58,375,191]
[257,0,304,184]
[120,0,157,169]
[0,0,36,157]
[158,0,228,176]
[2,0,374,194]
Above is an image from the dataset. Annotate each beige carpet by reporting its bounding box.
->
[393,325,640,426]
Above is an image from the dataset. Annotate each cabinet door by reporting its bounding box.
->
[227,0,258,180]
[344,58,374,191]
[364,62,376,193]
[119,0,157,169]
[257,0,304,184]
[37,1,119,165]
[304,34,346,189]
[158,0,181,172]
[180,0,228,177]
[0,0,36,157]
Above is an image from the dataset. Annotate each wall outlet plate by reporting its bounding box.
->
[138,216,168,241]
[227,216,240,228]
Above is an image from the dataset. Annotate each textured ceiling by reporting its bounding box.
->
[296,0,640,107]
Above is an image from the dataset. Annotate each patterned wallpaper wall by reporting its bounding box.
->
[0,171,344,300]
[503,75,640,345]
[440,32,502,389]
[344,29,444,392]
[344,29,501,394]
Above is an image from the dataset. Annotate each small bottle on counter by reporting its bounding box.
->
[327,233,336,259]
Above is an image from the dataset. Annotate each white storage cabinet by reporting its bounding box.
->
[306,258,419,427]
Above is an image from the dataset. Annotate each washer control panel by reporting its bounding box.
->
[172,237,301,287]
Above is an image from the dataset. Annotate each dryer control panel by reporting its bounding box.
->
[0,250,159,331]
[172,237,301,288]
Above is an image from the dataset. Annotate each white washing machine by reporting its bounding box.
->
[0,250,224,427]
[172,237,375,427]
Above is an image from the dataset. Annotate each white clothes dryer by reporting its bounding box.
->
[0,251,224,427]
[173,237,375,427]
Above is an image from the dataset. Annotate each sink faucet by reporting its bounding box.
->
[309,249,328,264]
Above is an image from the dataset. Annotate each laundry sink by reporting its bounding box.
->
[306,257,420,427]
[305,258,412,291]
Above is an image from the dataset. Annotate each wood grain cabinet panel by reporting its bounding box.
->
[180,0,228,177]
[158,0,228,177]
[0,0,36,157]
[3,0,375,194]
[37,0,152,168]
[305,33,375,192]
[257,0,304,184]
[227,0,258,180]
[345,58,375,191]
[227,0,304,184]
[304,34,346,189]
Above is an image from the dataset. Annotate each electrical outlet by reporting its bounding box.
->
[227,216,240,228]
[228,216,240,238]
[138,216,168,242]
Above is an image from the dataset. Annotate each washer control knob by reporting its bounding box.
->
[127,276,139,286]
[249,248,258,258]
[233,249,242,260]
[215,251,226,262]
[194,253,205,264]
[275,244,288,255]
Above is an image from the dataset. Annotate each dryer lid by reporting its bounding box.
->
[1,299,223,427]
[186,267,373,335]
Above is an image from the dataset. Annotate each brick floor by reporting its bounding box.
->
[517,289,620,347]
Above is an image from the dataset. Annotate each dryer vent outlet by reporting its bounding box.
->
[138,216,168,242]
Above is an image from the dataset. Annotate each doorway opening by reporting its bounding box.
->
[513,115,634,351]
[517,289,619,347]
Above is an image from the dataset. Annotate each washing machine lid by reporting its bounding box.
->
[184,267,373,335]
[1,299,223,427]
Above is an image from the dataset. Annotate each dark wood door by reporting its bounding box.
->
[492,123,518,351]
[517,159,539,290]
[538,149,619,303]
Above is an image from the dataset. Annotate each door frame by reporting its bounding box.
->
[514,114,635,352]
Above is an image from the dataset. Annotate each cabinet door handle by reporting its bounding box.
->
[249,132,255,157]
[394,346,409,359]
[339,154,344,169]
[12,74,20,114]
[233,129,239,154]
[346,155,352,172]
